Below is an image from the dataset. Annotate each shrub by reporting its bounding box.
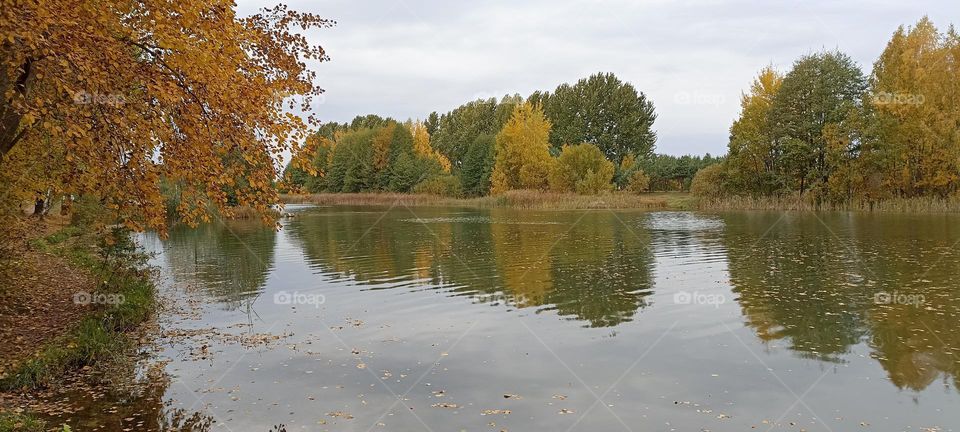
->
[549,143,615,194]
[690,163,729,198]
[625,170,651,193]
[413,175,463,197]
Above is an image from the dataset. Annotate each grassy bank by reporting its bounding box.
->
[282,190,694,210]
[0,413,47,432]
[0,225,156,392]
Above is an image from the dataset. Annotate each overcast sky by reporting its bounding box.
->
[237,0,954,156]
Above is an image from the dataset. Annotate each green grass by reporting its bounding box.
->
[0,413,46,432]
[0,227,156,391]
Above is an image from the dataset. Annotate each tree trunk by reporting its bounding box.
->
[60,194,72,216]
[33,198,44,218]
[0,56,36,162]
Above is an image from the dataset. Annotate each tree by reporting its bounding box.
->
[638,154,720,191]
[726,66,784,195]
[410,120,451,173]
[424,112,440,136]
[0,1,332,231]
[549,143,614,194]
[690,164,728,198]
[490,102,554,193]
[769,51,868,199]
[460,134,496,197]
[625,170,651,194]
[871,17,960,197]
[327,129,376,193]
[389,153,443,193]
[431,95,521,168]
[534,73,657,163]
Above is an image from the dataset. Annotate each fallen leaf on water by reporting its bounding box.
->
[327,411,354,419]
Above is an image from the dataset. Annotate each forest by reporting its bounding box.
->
[692,17,960,208]
[283,73,720,198]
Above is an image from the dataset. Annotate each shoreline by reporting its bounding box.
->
[282,191,960,214]
[281,190,694,210]
[0,221,157,431]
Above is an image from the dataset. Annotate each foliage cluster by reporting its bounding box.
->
[287,73,671,197]
[693,17,960,206]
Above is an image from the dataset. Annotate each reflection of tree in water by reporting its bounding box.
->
[723,213,870,362]
[163,221,276,310]
[285,207,443,284]
[724,212,960,390]
[37,360,215,431]
[858,216,960,391]
[541,212,654,327]
[285,207,654,328]
[869,302,960,391]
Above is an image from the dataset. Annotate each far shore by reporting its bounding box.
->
[281,191,960,214]
[280,190,692,210]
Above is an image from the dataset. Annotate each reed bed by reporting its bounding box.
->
[282,190,678,210]
[695,195,960,213]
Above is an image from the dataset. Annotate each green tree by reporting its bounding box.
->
[431,95,521,167]
[460,134,496,197]
[326,128,376,192]
[424,111,440,135]
[533,73,657,163]
[388,153,443,193]
[769,51,868,199]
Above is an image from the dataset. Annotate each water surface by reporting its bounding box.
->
[64,206,960,431]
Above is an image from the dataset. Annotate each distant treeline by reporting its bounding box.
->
[693,17,960,207]
[285,73,718,197]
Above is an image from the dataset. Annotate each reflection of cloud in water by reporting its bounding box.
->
[644,212,724,231]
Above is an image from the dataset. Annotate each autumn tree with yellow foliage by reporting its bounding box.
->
[0,0,332,231]
[490,103,555,194]
[871,17,960,197]
[409,121,451,173]
[725,66,782,194]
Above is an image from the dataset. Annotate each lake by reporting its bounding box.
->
[58,205,960,431]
